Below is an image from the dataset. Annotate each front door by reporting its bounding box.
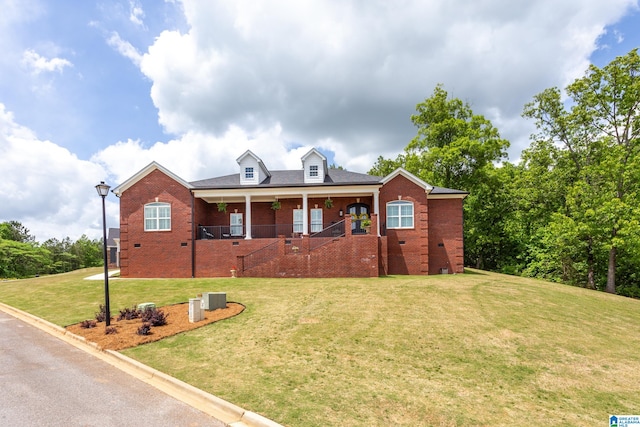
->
[230,213,243,236]
[347,203,369,234]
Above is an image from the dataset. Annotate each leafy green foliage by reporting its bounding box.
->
[0,221,104,278]
[370,84,512,270]
[521,48,640,293]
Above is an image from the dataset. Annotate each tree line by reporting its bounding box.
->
[0,221,104,279]
[370,49,640,298]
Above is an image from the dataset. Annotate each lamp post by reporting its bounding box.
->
[95,181,111,327]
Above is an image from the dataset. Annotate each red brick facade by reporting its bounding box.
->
[118,169,194,278]
[116,163,466,278]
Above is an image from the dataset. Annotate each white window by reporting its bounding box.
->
[293,209,304,233]
[310,208,323,232]
[245,167,254,179]
[309,165,319,177]
[386,201,413,229]
[144,202,171,231]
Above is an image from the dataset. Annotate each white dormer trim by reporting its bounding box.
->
[111,161,193,197]
[236,150,271,185]
[301,148,327,184]
[381,167,433,194]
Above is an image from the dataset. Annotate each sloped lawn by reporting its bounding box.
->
[2,268,639,426]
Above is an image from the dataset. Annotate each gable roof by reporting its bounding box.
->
[380,168,433,192]
[106,228,120,246]
[111,161,193,197]
[236,150,271,178]
[300,148,328,171]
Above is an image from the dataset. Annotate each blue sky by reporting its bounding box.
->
[0,0,639,241]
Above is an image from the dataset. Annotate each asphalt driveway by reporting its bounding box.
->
[0,310,226,427]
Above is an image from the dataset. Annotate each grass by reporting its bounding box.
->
[2,268,640,426]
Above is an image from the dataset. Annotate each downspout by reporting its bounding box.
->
[191,191,195,278]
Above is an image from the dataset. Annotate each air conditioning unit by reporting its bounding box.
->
[201,292,227,311]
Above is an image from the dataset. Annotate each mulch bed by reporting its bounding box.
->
[66,302,244,351]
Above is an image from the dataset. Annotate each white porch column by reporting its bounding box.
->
[373,190,381,236]
[244,194,252,239]
[302,193,309,235]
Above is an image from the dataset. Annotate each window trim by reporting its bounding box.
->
[144,202,171,231]
[386,200,414,229]
[245,167,254,179]
[293,209,304,233]
[309,164,319,177]
[310,208,323,232]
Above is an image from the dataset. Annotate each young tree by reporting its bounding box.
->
[523,48,640,293]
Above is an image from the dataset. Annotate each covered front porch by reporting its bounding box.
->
[193,185,383,240]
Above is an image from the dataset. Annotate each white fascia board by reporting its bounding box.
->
[381,167,433,193]
[300,147,327,163]
[111,161,193,197]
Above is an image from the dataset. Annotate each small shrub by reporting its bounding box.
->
[95,304,108,323]
[80,319,97,329]
[137,322,152,336]
[118,305,141,321]
[105,326,118,335]
[141,307,168,326]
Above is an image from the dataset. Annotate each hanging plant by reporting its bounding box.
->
[324,198,333,209]
[217,202,227,212]
[271,200,281,210]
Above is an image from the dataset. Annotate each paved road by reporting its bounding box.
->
[0,311,225,427]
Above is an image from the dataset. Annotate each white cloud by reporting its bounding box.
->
[21,49,72,75]
[2,0,639,243]
[106,31,142,67]
[129,0,145,27]
[125,0,637,166]
[0,104,116,241]
[91,123,298,184]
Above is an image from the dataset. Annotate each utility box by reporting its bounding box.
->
[137,302,156,311]
[201,292,226,311]
[189,298,204,322]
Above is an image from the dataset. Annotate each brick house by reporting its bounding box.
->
[112,148,467,278]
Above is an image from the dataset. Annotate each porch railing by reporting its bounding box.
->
[198,224,293,239]
[198,222,346,240]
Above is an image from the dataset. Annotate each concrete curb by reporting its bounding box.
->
[0,302,283,427]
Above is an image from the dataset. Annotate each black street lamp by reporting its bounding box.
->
[95,181,111,327]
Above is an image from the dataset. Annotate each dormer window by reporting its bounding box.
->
[237,150,271,185]
[301,148,327,184]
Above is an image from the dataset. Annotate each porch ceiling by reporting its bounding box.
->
[193,184,381,204]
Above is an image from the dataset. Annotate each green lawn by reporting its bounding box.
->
[2,268,639,426]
